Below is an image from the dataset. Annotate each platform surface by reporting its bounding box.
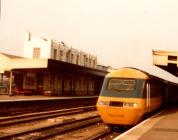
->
[114,105,178,140]
[0,95,48,100]
[0,95,97,102]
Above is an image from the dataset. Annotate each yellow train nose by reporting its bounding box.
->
[97,105,144,125]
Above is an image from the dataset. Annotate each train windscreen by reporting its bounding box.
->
[107,79,136,92]
[100,78,144,98]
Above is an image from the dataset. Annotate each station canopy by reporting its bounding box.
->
[10,59,107,77]
[124,64,178,85]
[0,52,107,77]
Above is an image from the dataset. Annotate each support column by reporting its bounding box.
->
[9,71,13,96]
[0,73,3,83]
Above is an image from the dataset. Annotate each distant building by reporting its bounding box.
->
[24,32,97,68]
[153,50,178,76]
[0,32,109,96]
[0,52,107,96]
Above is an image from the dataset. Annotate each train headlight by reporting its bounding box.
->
[97,101,109,106]
[123,102,138,107]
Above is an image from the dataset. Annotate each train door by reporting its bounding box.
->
[146,82,151,112]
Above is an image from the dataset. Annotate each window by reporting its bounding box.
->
[66,53,70,62]
[93,60,96,67]
[107,79,136,92]
[53,49,57,60]
[59,50,63,60]
[150,82,163,97]
[83,55,86,66]
[84,55,88,66]
[71,54,74,63]
[76,55,79,64]
[168,55,177,61]
[89,59,91,67]
[26,76,35,86]
[33,48,40,58]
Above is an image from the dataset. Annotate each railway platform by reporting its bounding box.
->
[0,95,98,116]
[0,95,98,102]
[114,105,178,140]
[0,95,51,100]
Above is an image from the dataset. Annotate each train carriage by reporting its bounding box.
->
[96,66,178,126]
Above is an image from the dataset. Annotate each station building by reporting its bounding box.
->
[24,31,97,68]
[0,32,108,96]
[153,50,178,76]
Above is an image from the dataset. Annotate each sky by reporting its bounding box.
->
[1,0,178,68]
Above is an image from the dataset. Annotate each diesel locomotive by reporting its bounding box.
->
[96,66,178,126]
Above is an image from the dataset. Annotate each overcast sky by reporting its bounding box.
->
[1,0,178,68]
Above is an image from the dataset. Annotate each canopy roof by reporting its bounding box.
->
[0,52,107,77]
[126,64,178,85]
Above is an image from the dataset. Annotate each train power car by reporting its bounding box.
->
[96,66,178,126]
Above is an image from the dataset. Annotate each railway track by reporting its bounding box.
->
[0,106,128,140]
[0,97,97,116]
[51,122,111,140]
[0,110,100,140]
[50,122,121,140]
[0,106,95,127]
